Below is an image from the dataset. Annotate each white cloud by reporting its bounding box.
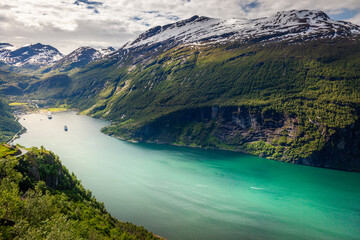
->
[350,12,360,25]
[0,0,359,54]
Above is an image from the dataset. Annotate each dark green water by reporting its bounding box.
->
[14,112,360,240]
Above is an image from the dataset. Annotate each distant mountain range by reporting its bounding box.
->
[0,43,63,68]
[0,43,115,70]
[1,9,360,172]
[1,9,359,70]
[42,46,115,73]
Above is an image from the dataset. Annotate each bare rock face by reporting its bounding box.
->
[301,121,360,171]
[123,106,360,172]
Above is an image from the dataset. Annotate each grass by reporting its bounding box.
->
[9,102,28,106]
[46,107,68,112]
[0,144,18,158]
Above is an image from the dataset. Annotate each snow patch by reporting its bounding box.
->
[123,10,360,50]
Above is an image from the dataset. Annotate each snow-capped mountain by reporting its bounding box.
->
[48,46,115,71]
[96,47,115,58]
[0,43,17,59]
[61,46,114,65]
[124,10,360,51]
[0,43,63,67]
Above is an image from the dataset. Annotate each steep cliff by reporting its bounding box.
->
[104,105,360,171]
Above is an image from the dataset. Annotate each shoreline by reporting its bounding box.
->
[108,132,360,173]
[8,108,74,144]
[8,108,165,240]
[13,109,359,174]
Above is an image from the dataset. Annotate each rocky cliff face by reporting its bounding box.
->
[115,106,360,171]
[301,120,360,171]
[17,148,71,190]
[133,106,287,142]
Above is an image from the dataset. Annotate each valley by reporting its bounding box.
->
[1,8,360,239]
[1,10,360,171]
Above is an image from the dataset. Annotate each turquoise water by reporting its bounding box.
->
[14,111,360,240]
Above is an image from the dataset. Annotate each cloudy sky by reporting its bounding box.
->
[1,0,359,54]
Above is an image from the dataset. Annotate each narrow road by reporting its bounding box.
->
[7,126,25,145]
[16,147,28,157]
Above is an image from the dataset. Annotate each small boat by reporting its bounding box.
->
[64,125,68,131]
[47,111,52,119]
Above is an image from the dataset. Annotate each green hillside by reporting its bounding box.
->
[39,38,357,171]
[7,38,360,171]
[0,145,159,239]
[0,62,39,96]
[0,98,22,142]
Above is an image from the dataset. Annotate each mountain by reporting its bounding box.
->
[0,43,63,68]
[14,10,360,171]
[0,60,40,95]
[43,46,115,73]
[0,43,16,63]
[124,10,360,51]
[0,43,15,55]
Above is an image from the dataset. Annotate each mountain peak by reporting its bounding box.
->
[0,42,63,67]
[123,9,360,51]
[46,45,115,72]
[124,15,213,48]
[274,9,330,21]
[269,10,330,26]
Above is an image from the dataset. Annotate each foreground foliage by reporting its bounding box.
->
[0,146,159,239]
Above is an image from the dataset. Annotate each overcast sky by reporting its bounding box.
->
[1,0,359,54]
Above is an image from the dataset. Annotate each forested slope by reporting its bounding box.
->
[58,39,360,171]
[0,98,21,142]
[0,146,159,239]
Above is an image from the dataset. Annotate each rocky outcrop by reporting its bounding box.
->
[300,121,360,171]
[132,106,289,143]
[16,149,74,190]
[122,106,360,172]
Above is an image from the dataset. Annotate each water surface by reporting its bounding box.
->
[14,111,360,240]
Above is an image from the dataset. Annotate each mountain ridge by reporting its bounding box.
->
[0,43,115,72]
[42,46,115,72]
[123,10,360,51]
[0,43,63,68]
